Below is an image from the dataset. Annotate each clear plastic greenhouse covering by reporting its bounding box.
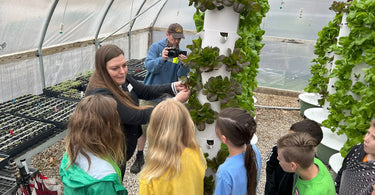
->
[0,0,336,102]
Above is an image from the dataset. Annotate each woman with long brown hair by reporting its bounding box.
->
[86,44,189,178]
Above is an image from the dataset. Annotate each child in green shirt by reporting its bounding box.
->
[277,132,335,195]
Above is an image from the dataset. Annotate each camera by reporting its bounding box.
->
[167,47,187,58]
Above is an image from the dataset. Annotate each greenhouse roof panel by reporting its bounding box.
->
[0,0,51,55]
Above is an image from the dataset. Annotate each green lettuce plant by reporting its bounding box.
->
[304,11,342,106]
[202,76,242,106]
[189,0,262,13]
[185,0,269,193]
[187,92,217,131]
[307,0,374,156]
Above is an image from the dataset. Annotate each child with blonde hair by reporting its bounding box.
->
[60,94,127,194]
[139,99,206,194]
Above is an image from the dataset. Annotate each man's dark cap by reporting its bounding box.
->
[167,23,185,39]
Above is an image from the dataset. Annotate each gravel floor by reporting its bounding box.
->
[31,91,304,194]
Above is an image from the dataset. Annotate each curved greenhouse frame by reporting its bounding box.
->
[2,0,373,194]
[1,0,337,102]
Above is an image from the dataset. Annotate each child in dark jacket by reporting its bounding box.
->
[264,119,323,195]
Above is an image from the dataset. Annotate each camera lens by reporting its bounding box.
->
[167,48,178,58]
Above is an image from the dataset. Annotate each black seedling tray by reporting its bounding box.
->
[0,94,77,128]
[43,79,85,98]
[58,89,84,102]
[8,95,77,129]
[0,113,58,157]
[0,94,39,114]
[128,58,147,81]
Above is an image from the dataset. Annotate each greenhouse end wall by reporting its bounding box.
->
[0,31,149,103]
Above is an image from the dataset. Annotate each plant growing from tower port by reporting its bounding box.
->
[182,67,216,131]
[185,39,226,72]
[202,76,242,107]
[222,48,250,74]
[186,0,269,193]
[304,11,342,106]
[189,0,261,13]
[187,93,217,131]
[304,0,375,156]
[203,143,229,195]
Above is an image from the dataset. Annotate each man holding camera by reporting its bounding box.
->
[129,23,190,174]
[143,23,189,86]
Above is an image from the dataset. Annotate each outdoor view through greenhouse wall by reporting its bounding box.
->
[0,0,337,102]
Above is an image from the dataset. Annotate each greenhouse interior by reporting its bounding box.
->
[0,0,374,194]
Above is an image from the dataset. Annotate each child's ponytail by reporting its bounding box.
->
[244,142,257,195]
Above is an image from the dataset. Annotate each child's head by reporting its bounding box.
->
[289,119,323,144]
[216,107,257,195]
[277,132,318,172]
[66,94,125,168]
[364,119,375,156]
[142,99,204,180]
[147,99,198,150]
[216,107,256,146]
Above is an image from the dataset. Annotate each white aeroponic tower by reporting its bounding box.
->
[195,6,241,159]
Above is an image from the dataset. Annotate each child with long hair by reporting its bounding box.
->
[214,107,262,195]
[60,94,127,194]
[139,99,206,194]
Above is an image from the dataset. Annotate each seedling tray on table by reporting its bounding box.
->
[0,113,58,157]
[42,79,84,98]
[128,58,147,81]
[0,94,77,129]
[57,89,84,102]
[0,94,40,114]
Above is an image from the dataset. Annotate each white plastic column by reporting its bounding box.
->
[324,12,350,109]
[310,11,370,162]
[305,12,350,122]
[196,7,240,159]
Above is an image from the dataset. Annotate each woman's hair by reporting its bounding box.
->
[216,107,257,195]
[277,132,318,169]
[140,99,206,181]
[87,44,144,110]
[371,119,375,128]
[65,94,125,169]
